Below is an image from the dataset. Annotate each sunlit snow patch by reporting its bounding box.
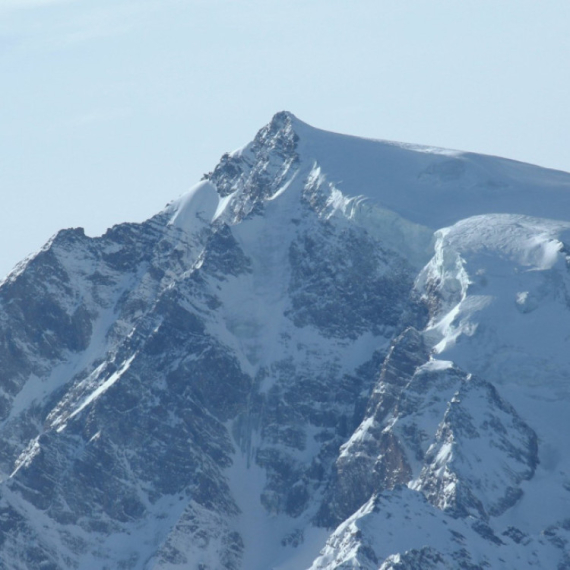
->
[168,180,220,231]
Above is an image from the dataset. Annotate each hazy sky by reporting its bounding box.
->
[1,0,569,278]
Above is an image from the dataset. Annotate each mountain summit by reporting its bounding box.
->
[0,113,569,569]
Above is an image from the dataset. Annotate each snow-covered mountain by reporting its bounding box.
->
[0,111,569,569]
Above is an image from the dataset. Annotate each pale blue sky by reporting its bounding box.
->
[1,0,569,278]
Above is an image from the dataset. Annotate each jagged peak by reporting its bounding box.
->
[203,111,303,204]
[251,110,302,152]
[266,110,314,132]
[268,110,299,128]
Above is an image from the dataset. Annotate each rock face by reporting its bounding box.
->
[0,112,570,568]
